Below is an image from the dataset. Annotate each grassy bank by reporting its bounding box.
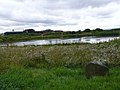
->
[0,33,93,43]
[0,39,120,90]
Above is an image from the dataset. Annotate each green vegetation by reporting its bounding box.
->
[0,67,120,90]
[1,28,120,43]
[0,38,120,90]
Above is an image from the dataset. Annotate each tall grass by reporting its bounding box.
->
[0,39,120,70]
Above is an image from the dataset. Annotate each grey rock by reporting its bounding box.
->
[85,60,109,79]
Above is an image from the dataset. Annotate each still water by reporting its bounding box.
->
[2,36,120,46]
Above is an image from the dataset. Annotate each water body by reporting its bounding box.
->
[1,36,120,46]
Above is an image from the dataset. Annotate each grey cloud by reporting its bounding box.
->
[59,23,77,26]
[76,0,120,7]
[0,0,120,33]
[43,0,120,10]
[88,3,118,19]
[95,11,114,19]
[9,16,61,26]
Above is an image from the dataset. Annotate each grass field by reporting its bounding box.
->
[0,38,120,90]
[0,67,120,90]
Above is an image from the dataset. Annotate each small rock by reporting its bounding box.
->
[85,60,109,79]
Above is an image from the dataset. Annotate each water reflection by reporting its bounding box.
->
[1,36,120,46]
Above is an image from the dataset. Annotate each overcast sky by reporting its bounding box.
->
[0,0,120,33]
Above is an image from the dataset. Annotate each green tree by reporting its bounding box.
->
[84,28,91,32]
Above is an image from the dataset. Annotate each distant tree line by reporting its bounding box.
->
[4,28,120,37]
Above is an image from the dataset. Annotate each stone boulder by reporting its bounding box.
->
[85,60,109,79]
